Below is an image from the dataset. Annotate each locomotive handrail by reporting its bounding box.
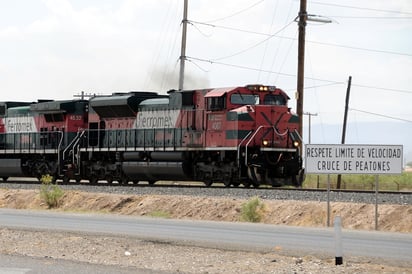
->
[62,131,80,161]
[236,130,253,168]
[71,130,86,174]
[61,130,85,175]
[245,125,265,166]
[56,131,64,174]
[244,125,286,166]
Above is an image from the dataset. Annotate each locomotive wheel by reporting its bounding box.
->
[2,177,8,182]
[62,176,70,184]
[203,181,213,187]
[243,181,251,188]
[120,177,130,185]
[264,172,282,187]
[148,181,156,186]
[294,168,305,187]
[89,176,98,185]
[247,166,261,188]
[105,175,114,184]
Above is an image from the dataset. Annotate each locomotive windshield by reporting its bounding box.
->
[230,94,260,105]
[263,94,286,106]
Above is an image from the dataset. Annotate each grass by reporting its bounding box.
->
[39,174,64,208]
[303,172,412,191]
[240,196,266,223]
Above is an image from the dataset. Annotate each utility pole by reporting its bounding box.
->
[296,0,331,150]
[73,91,96,100]
[178,0,188,91]
[303,112,318,144]
[296,0,307,148]
[337,76,352,189]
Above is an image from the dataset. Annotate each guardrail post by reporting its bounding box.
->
[334,216,343,265]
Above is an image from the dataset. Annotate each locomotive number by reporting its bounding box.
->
[208,114,223,130]
[211,121,222,130]
[70,115,83,121]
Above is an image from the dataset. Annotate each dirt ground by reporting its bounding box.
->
[0,188,411,233]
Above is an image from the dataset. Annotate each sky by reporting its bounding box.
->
[0,0,411,162]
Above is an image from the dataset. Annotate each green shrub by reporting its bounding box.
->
[240,196,265,223]
[40,174,64,208]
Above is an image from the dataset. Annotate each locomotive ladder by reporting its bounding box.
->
[61,130,86,176]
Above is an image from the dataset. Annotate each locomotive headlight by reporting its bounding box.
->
[262,140,269,146]
[289,129,302,148]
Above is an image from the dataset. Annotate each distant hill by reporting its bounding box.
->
[304,121,412,163]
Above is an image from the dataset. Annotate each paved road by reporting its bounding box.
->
[0,254,162,274]
[0,208,411,262]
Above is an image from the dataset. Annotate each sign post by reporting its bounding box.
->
[305,144,403,265]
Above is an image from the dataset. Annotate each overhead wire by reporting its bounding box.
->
[189,20,274,35]
[352,84,412,94]
[257,0,280,82]
[204,0,265,23]
[187,55,412,95]
[186,56,343,83]
[305,45,326,143]
[310,1,412,15]
[307,40,412,58]
[143,0,180,91]
[267,0,296,84]
[189,20,412,57]
[303,82,345,90]
[272,28,297,84]
[349,108,412,123]
[329,16,412,20]
[210,20,295,61]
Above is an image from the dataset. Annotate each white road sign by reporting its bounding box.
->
[305,144,403,174]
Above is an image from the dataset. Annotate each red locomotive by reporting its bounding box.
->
[0,100,88,180]
[0,84,304,187]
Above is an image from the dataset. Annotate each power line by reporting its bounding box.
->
[187,56,412,95]
[330,16,412,19]
[189,20,269,36]
[352,84,412,94]
[311,1,412,16]
[300,82,345,90]
[189,21,412,58]
[186,56,341,83]
[209,21,295,61]
[350,108,412,123]
[307,40,412,57]
[205,0,265,23]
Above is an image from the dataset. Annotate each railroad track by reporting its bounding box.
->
[1,177,411,205]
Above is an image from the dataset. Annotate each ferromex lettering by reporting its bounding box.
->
[5,116,37,133]
[134,110,180,129]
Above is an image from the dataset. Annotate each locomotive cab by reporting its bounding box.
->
[203,85,303,187]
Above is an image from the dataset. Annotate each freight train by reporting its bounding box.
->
[0,84,304,187]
